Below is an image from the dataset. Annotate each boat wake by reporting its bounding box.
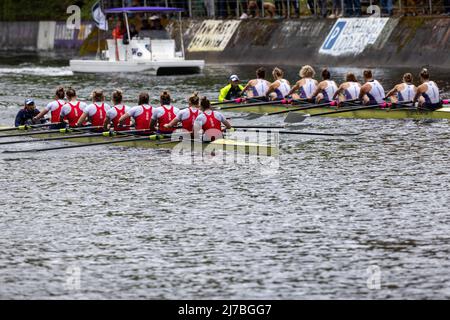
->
[0,66,73,77]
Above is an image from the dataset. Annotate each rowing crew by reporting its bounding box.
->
[220,67,443,110]
[15,88,232,141]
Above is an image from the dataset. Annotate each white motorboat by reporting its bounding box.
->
[70,6,205,75]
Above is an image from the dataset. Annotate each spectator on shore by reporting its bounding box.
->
[264,1,276,17]
[216,0,238,18]
[248,0,259,17]
[328,0,343,18]
[381,0,393,16]
[344,0,361,17]
[204,0,215,17]
[290,0,300,18]
[444,0,450,15]
[307,0,327,17]
[247,0,276,18]
[274,0,283,17]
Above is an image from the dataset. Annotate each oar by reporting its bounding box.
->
[211,96,267,106]
[3,134,172,154]
[242,99,340,120]
[0,121,55,132]
[234,129,360,136]
[263,100,346,116]
[0,129,149,146]
[231,125,287,129]
[216,98,291,110]
[0,126,102,139]
[285,103,386,123]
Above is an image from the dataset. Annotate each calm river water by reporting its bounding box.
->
[0,53,449,299]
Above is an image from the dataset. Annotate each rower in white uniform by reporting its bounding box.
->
[119,92,154,134]
[385,73,417,104]
[103,89,130,131]
[286,65,318,101]
[332,72,361,103]
[311,68,338,103]
[164,92,201,134]
[242,67,271,99]
[194,97,232,142]
[413,68,442,110]
[265,67,291,101]
[359,70,386,105]
[76,89,111,131]
[150,91,180,135]
[59,88,88,127]
[33,86,66,128]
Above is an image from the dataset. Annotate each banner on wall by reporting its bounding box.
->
[54,22,94,49]
[319,18,389,56]
[188,20,241,52]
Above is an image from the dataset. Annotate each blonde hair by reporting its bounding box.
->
[299,65,315,78]
[272,67,284,78]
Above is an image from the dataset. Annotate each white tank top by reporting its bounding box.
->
[252,79,269,97]
[298,78,317,99]
[422,81,440,104]
[344,82,360,100]
[274,79,291,99]
[366,80,385,104]
[322,80,338,100]
[397,84,415,102]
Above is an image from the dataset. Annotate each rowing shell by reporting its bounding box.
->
[0,127,277,156]
[220,104,450,120]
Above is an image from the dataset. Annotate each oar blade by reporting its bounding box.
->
[243,113,264,120]
[284,112,309,123]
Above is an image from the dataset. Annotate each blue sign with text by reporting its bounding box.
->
[322,21,346,50]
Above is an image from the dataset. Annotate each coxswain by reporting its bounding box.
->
[413,68,442,111]
[241,67,270,99]
[104,89,130,131]
[193,97,232,142]
[14,99,42,127]
[76,89,110,130]
[359,70,386,105]
[33,86,66,128]
[119,92,153,134]
[265,67,291,101]
[150,91,180,135]
[218,75,244,102]
[385,73,417,104]
[59,88,87,127]
[311,68,338,103]
[332,72,361,103]
[286,65,318,101]
[164,92,200,134]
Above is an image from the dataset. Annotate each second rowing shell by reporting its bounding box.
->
[0,128,277,156]
[220,104,450,120]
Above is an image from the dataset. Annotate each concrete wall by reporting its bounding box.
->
[0,21,40,50]
[178,17,450,69]
[0,21,93,51]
